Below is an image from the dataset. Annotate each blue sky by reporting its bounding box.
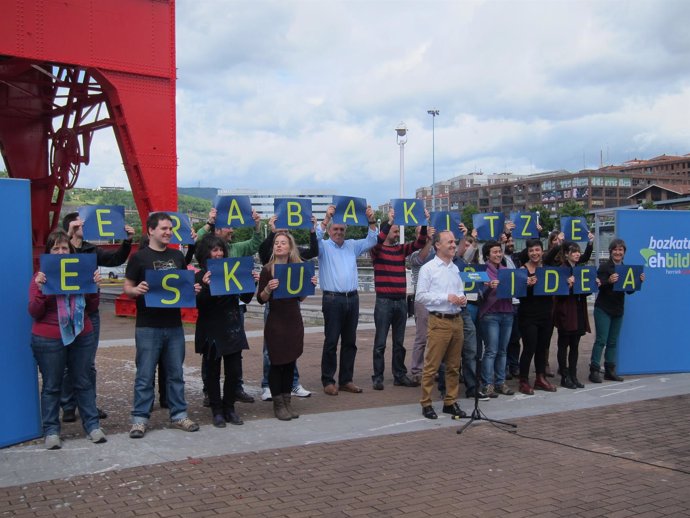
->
[85,0,690,208]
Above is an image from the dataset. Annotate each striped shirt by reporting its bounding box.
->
[371,223,426,299]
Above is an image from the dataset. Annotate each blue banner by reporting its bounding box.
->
[207,257,256,295]
[391,198,427,226]
[561,216,589,242]
[273,262,316,299]
[497,268,527,299]
[214,195,254,229]
[613,264,644,292]
[472,212,505,241]
[144,269,196,308]
[617,210,687,374]
[332,196,368,226]
[573,266,598,294]
[0,178,41,447]
[275,198,313,229]
[430,211,462,239]
[39,254,98,295]
[533,266,570,296]
[79,205,127,241]
[509,211,539,239]
[459,264,488,294]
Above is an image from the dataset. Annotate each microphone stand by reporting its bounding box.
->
[457,348,516,434]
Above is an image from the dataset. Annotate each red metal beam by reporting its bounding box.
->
[0,0,177,246]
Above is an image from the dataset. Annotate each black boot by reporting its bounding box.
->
[589,364,602,383]
[560,372,576,389]
[570,367,584,388]
[604,362,624,382]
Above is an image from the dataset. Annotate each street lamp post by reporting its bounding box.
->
[427,109,439,211]
[395,122,407,238]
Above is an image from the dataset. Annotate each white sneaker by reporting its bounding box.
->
[261,387,273,401]
[291,384,312,398]
[88,428,107,444]
[45,434,61,450]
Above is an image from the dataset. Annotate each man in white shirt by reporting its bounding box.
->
[415,230,468,420]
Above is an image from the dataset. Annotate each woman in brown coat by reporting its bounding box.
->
[257,232,317,421]
[553,241,599,389]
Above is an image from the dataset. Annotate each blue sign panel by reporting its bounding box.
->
[144,269,196,308]
[472,212,505,241]
[273,262,316,299]
[79,205,127,241]
[39,254,98,295]
[0,179,41,447]
[332,196,368,227]
[617,210,689,374]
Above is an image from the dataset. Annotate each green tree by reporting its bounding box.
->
[557,200,587,229]
[461,205,479,230]
[641,200,656,210]
[558,199,587,217]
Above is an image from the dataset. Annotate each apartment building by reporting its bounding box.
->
[415,154,690,214]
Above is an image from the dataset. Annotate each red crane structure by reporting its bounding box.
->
[0,0,178,250]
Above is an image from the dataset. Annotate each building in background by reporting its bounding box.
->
[415,154,690,216]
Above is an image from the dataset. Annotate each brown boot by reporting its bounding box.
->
[604,363,624,382]
[518,378,534,395]
[282,394,299,419]
[534,373,557,392]
[273,396,292,421]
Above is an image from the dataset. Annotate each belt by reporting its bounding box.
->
[323,290,358,297]
[430,311,460,319]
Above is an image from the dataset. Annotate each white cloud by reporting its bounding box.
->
[74,0,690,211]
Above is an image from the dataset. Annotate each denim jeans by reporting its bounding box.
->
[591,307,623,368]
[261,303,300,389]
[31,332,99,436]
[479,312,514,387]
[131,326,188,424]
[466,303,482,356]
[62,310,100,411]
[372,297,408,383]
[461,310,479,395]
[321,292,359,386]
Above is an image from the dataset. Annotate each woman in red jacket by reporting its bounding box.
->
[29,230,104,450]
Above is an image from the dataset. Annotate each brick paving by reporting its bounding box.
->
[2,396,690,517]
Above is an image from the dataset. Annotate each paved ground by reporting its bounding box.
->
[3,296,690,517]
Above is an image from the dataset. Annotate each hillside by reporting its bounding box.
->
[178,187,219,202]
[63,188,212,215]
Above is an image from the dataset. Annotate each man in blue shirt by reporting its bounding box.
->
[317,204,377,395]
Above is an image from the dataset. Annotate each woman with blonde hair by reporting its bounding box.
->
[257,232,317,420]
